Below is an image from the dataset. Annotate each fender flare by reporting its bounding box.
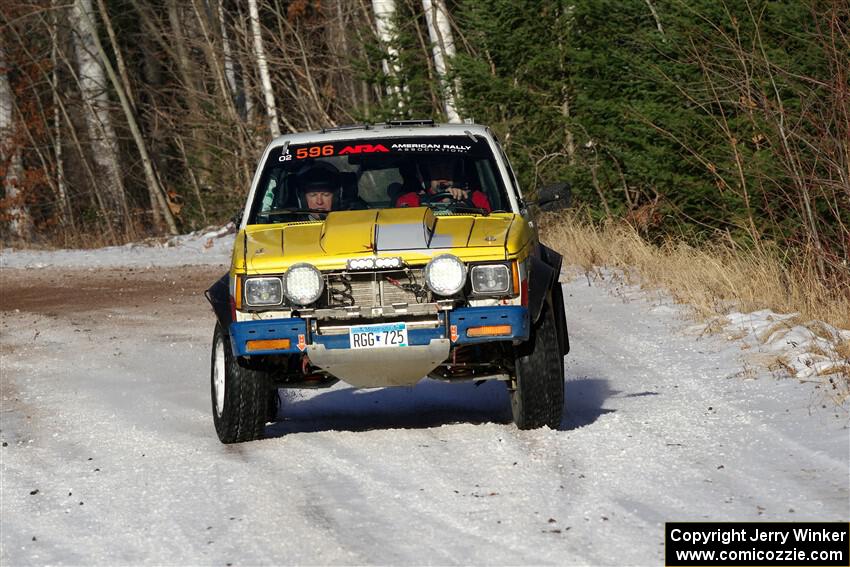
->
[550,279,570,356]
[529,244,569,356]
[527,255,555,324]
[205,273,233,331]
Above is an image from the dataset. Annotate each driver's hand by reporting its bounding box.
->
[447,187,469,200]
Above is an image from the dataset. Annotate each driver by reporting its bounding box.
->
[294,162,341,219]
[396,157,491,212]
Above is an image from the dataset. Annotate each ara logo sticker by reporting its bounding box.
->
[297,334,306,351]
[450,325,458,342]
[338,144,390,155]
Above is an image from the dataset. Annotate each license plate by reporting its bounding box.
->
[349,322,408,349]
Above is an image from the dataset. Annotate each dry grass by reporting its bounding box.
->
[834,340,850,393]
[540,212,850,332]
[541,212,850,396]
[836,340,850,361]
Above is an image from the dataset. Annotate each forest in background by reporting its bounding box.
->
[1,0,848,288]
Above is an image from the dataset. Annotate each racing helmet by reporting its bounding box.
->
[293,161,341,209]
[418,155,465,191]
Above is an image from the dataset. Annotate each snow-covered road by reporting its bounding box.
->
[1,256,847,565]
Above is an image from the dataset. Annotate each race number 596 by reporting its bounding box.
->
[295,145,334,159]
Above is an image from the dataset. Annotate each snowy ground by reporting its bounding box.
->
[0,225,234,270]
[1,239,847,565]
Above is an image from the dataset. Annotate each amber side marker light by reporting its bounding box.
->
[246,338,291,351]
[234,276,243,310]
[511,261,520,293]
[467,325,512,338]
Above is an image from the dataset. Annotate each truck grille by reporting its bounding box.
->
[322,269,429,308]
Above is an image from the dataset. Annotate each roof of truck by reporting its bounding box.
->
[270,120,493,146]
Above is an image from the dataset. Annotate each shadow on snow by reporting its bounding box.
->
[262,374,616,438]
[561,377,617,430]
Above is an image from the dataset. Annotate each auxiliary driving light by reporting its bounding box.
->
[283,263,324,306]
[424,254,466,296]
[347,256,403,271]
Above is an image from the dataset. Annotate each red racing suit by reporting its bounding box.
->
[395,190,491,212]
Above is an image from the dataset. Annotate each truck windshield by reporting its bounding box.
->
[247,135,511,224]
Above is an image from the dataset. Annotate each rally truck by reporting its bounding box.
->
[206,120,570,443]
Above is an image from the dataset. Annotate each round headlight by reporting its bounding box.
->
[424,254,467,296]
[283,263,324,306]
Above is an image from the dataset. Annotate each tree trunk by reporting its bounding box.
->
[248,0,281,137]
[51,38,116,240]
[216,0,238,101]
[95,0,136,112]
[234,3,256,123]
[70,0,129,233]
[402,0,440,113]
[372,0,403,101]
[51,0,73,232]
[422,0,461,123]
[0,49,33,241]
[94,0,157,232]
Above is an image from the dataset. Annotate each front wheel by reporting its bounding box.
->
[211,323,272,443]
[510,301,565,429]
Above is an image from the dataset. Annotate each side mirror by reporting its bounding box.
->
[536,182,571,211]
[230,209,244,227]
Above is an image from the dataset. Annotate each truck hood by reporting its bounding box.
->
[238,207,527,272]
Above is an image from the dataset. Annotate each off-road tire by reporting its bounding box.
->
[510,301,565,429]
[211,323,272,443]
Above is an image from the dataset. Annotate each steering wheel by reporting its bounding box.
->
[422,191,473,208]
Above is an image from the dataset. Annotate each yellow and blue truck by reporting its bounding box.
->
[206,120,570,443]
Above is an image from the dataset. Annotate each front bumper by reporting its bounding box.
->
[228,305,529,357]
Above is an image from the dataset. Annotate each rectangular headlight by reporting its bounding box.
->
[244,277,283,306]
[470,264,511,294]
